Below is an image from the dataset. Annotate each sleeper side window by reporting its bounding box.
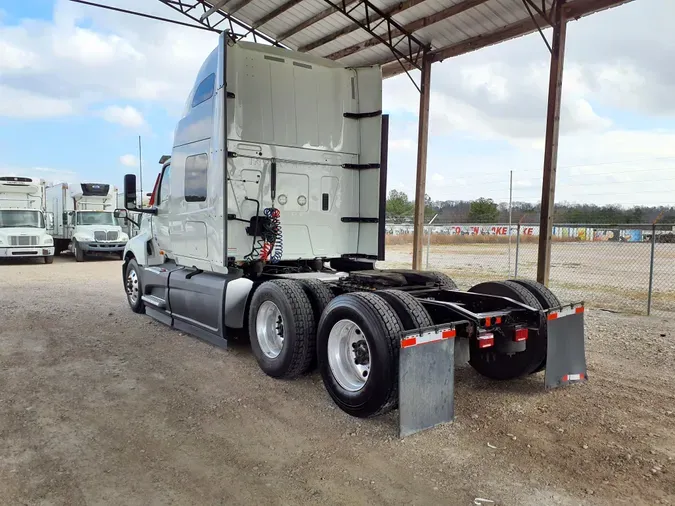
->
[184,154,208,203]
[191,73,215,108]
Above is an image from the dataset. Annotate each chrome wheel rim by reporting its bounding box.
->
[126,267,139,305]
[256,301,284,359]
[327,319,370,392]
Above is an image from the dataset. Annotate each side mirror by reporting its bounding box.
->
[124,174,137,210]
[45,212,54,230]
[114,209,128,220]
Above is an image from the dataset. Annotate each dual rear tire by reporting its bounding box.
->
[467,278,560,380]
[247,280,434,418]
[247,276,560,416]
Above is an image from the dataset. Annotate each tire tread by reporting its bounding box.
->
[263,279,316,378]
[374,289,432,330]
[349,292,403,417]
[426,271,458,290]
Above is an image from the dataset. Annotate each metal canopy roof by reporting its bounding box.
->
[157,0,634,78]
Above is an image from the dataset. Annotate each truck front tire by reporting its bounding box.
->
[317,292,403,418]
[125,258,145,314]
[248,280,316,379]
[73,241,85,262]
[44,255,54,264]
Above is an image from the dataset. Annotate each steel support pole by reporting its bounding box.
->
[412,53,432,270]
[536,1,567,285]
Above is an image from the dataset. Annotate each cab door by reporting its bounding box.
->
[152,163,172,255]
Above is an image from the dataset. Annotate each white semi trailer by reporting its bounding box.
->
[0,176,55,263]
[46,182,129,261]
[117,35,587,435]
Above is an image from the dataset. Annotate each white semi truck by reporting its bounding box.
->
[117,35,587,435]
[46,182,129,261]
[0,176,55,263]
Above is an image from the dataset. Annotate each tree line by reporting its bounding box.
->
[386,190,675,225]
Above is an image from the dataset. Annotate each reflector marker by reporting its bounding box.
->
[562,373,586,382]
[401,327,456,349]
[548,303,585,321]
[477,332,494,349]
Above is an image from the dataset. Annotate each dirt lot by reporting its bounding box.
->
[381,242,675,315]
[1,257,674,505]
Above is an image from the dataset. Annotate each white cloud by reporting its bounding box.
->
[0,166,77,186]
[1,0,674,209]
[390,138,415,151]
[0,40,38,71]
[380,0,675,207]
[431,173,445,182]
[0,85,74,118]
[119,154,138,167]
[0,0,218,112]
[100,105,145,129]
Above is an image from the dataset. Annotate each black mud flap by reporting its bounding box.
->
[398,321,467,438]
[544,303,588,389]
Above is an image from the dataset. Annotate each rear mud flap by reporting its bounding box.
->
[544,303,588,389]
[398,322,467,438]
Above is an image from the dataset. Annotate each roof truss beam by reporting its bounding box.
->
[156,0,282,45]
[225,0,255,16]
[298,0,427,53]
[251,0,306,30]
[277,0,360,42]
[319,0,428,70]
[325,0,490,62]
[381,0,632,78]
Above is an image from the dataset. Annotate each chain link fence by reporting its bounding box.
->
[379,223,675,315]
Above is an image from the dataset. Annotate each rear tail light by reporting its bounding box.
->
[477,332,494,349]
[514,327,528,342]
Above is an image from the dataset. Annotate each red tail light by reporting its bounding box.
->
[477,332,494,349]
[514,327,528,342]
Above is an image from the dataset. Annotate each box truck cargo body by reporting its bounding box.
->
[46,182,128,261]
[0,176,54,263]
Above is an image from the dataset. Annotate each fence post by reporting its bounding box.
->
[425,213,438,270]
[514,223,521,279]
[647,223,656,316]
[426,226,430,269]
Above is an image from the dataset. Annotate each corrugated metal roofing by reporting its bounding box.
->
[185,0,634,78]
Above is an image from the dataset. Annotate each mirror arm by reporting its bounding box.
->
[124,216,141,228]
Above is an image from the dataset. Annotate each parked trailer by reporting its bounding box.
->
[117,34,586,436]
[0,176,55,263]
[46,182,129,261]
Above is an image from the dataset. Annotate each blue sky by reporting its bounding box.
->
[1,0,675,206]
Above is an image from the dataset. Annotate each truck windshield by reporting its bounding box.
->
[0,210,44,228]
[76,211,116,226]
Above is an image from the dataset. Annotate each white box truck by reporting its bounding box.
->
[0,176,55,263]
[46,182,129,261]
[116,35,587,436]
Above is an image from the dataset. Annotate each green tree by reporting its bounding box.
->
[386,189,413,217]
[468,198,499,223]
[424,194,436,221]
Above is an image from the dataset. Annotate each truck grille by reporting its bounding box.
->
[107,231,119,241]
[94,231,107,241]
[9,236,38,246]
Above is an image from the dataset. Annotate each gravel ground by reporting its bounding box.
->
[1,257,674,506]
